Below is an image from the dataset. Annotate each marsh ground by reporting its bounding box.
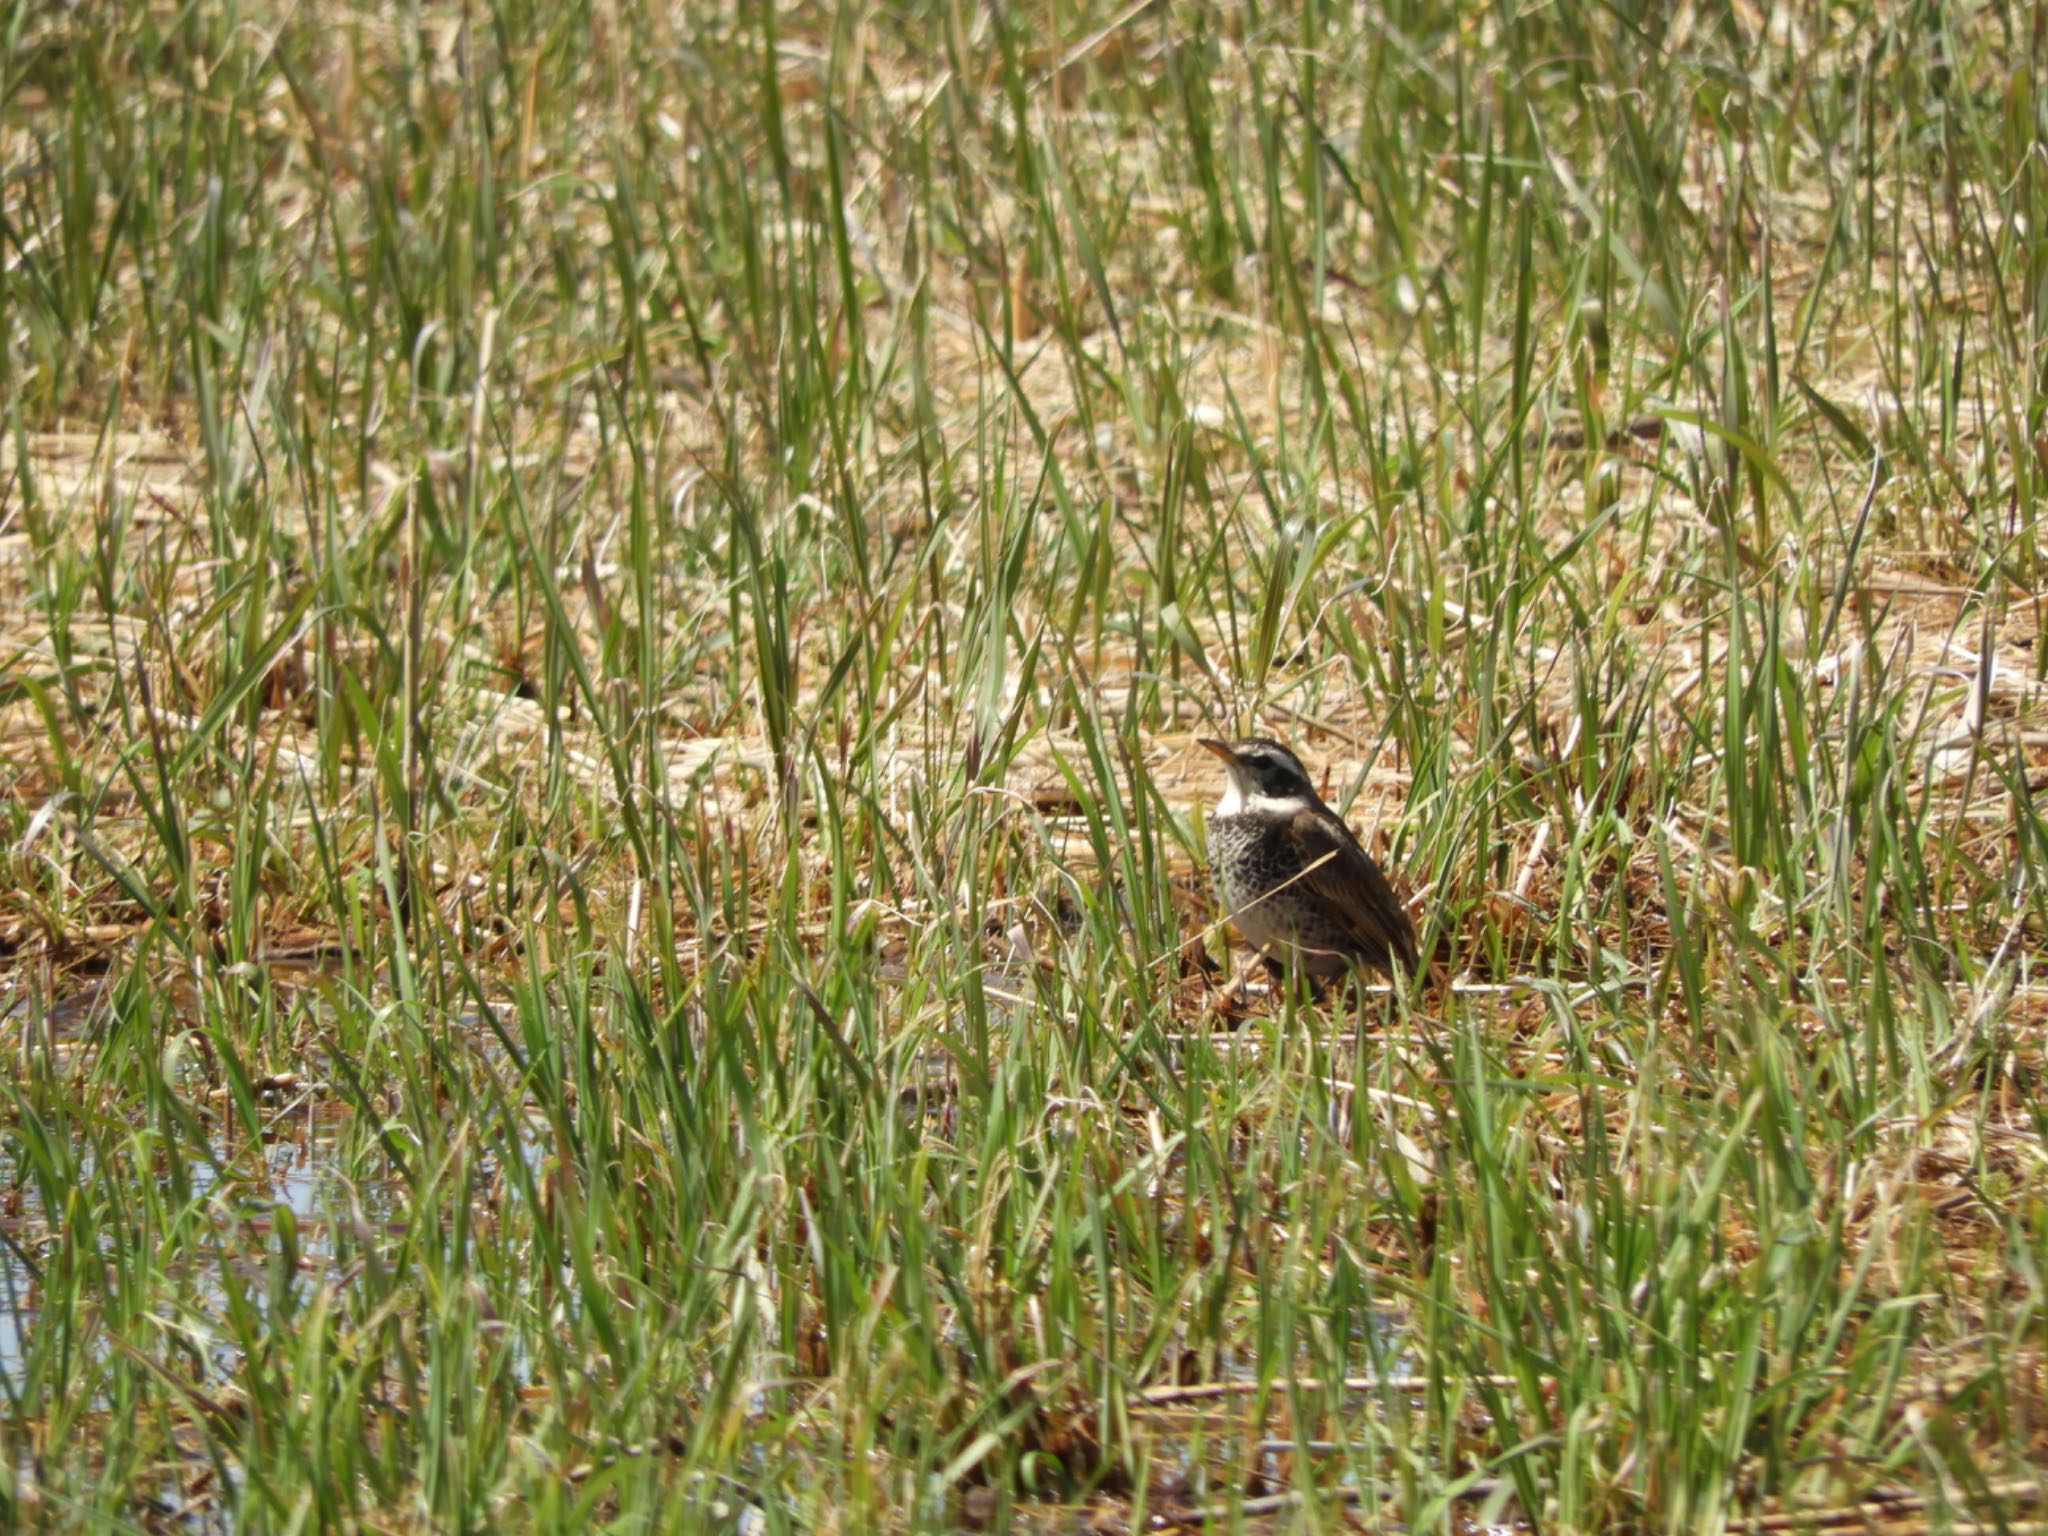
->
[3,1,2048,1531]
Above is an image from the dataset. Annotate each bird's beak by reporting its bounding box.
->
[1196,737,1238,763]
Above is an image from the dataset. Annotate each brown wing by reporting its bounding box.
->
[1286,808,1419,973]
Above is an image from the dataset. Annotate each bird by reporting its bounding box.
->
[1197,737,1417,981]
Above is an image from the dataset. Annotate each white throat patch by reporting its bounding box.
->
[1215,785,1305,818]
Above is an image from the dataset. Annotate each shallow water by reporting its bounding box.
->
[0,966,556,1395]
[0,961,1476,1532]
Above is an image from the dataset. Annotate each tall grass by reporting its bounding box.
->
[1,2,2045,1532]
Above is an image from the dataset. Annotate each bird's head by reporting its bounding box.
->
[1197,737,1318,812]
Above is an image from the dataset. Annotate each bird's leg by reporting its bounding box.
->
[1266,952,1336,1009]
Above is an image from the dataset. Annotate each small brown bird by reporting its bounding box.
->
[1198,737,1417,980]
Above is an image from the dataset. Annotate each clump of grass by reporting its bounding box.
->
[1,2,2045,1532]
